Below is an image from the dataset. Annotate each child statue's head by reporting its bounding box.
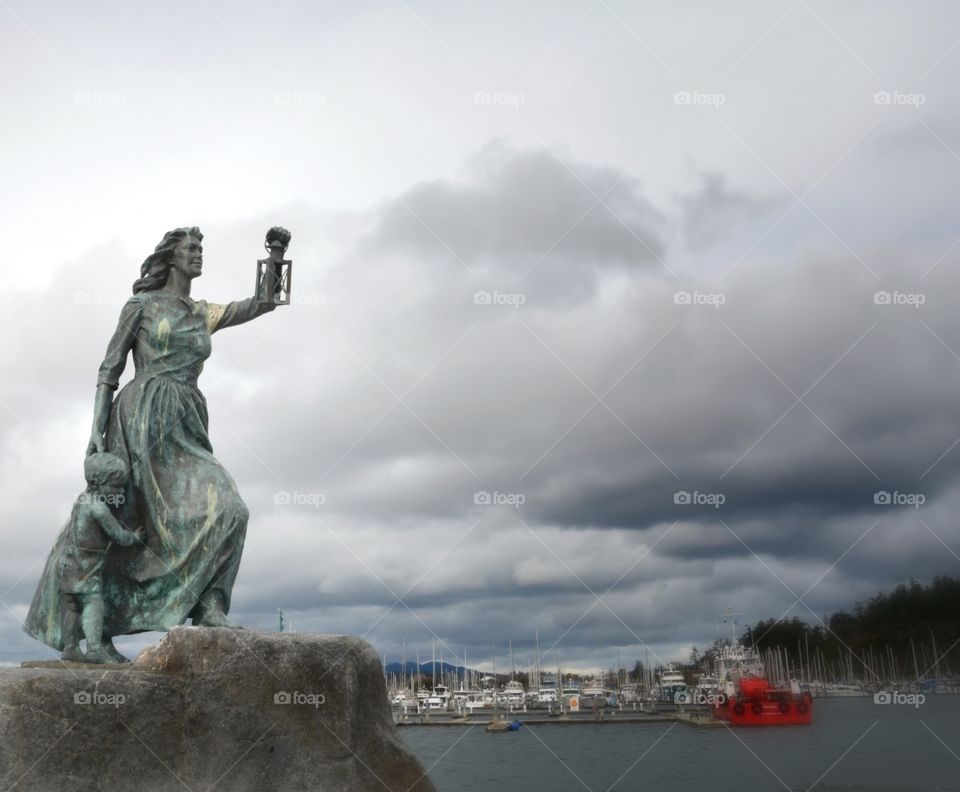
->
[83,452,127,499]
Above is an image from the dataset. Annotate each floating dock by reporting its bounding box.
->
[395,709,725,729]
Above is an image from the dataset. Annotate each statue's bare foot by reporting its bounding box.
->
[62,647,84,662]
[84,647,119,664]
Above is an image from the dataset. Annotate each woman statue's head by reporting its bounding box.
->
[133,226,204,294]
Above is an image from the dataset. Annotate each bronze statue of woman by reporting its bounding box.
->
[25,226,285,658]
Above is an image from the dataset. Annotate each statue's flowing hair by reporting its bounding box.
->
[132,226,203,294]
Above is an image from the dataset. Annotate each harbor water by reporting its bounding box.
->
[401,697,960,791]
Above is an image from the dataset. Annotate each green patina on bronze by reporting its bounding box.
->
[24,226,291,662]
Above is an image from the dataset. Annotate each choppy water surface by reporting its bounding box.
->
[401,697,960,791]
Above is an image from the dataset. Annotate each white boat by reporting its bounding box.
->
[655,664,687,702]
[619,686,640,703]
[537,687,558,704]
[694,675,720,698]
[465,693,495,711]
[432,684,452,704]
[389,689,420,712]
[501,680,525,707]
[821,682,869,697]
[451,687,480,703]
[536,673,559,705]
[581,684,616,707]
[391,691,419,712]
[560,686,582,705]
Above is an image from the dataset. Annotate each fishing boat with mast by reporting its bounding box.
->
[712,614,813,726]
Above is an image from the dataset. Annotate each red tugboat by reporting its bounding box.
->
[711,633,812,726]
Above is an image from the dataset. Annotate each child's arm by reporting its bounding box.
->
[92,503,140,547]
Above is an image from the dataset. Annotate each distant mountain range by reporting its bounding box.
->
[383,661,472,676]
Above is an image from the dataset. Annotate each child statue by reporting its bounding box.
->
[57,452,140,663]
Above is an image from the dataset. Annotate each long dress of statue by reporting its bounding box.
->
[25,226,275,647]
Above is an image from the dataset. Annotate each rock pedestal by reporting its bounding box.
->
[1,627,436,792]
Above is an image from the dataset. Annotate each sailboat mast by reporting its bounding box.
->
[535,630,542,691]
[493,643,498,717]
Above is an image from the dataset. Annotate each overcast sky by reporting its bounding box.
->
[1,0,959,674]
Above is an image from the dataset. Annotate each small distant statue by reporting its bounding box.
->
[58,453,140,663]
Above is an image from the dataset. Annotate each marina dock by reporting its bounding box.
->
[395,709,726,729]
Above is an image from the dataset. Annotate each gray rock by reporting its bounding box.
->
[1,627,436,792]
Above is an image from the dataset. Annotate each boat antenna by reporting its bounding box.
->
[721,608,744,643]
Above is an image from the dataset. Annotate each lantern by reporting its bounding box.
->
[256,226,292,305]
